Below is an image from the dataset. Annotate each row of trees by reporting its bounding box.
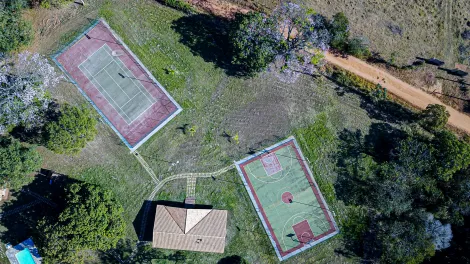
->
[229,3,370,76]
[337,105,470,263]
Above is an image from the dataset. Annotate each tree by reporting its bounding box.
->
[0,52,62,133]
[230,12,280,75]
[0,136,42,188]
[432,130,470,181]
[329,12,349,50]
[45,104,98,154]
[346,37,371,59]
[272,2,330,59]
[38,182,126,264]
[0,7,32,53]
[420,104,450,131]
[425,214,453,250]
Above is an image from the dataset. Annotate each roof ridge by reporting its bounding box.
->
[162,206,185,233]
[185,209,213,234]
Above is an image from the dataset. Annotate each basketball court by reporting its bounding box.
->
[235,137,338,261]
[53,20,182,151]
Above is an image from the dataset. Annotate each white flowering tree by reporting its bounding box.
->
[0,52,62,133]
[425,214,453,250]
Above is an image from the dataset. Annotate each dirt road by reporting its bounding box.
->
[325,52,470,134]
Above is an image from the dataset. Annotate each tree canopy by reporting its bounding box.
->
[0,136,42,188]
[38,182,126,264]
[45,104,98,154]
[329,12,349,50]
[336,124,470,263]
[0,7,32,53]
[420,104,450,131]
[0,52,62,133]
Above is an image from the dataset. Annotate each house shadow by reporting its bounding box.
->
[133,200,213,241]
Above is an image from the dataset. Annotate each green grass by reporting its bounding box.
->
[8,0,414,262]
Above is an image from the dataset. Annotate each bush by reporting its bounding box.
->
[420,104,450,131]
[45,104,98,154]
[329,12,350,51]
[0,9,32,53]
[158,0,195,14]
[347,37,371,59]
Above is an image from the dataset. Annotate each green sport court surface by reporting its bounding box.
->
[79,44,156,124]
[235,137,338,261]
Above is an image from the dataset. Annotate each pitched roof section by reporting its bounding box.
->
[153,205,184,234]
[185,209,211,233]
[152,205,228,253]
[165,206,186,233]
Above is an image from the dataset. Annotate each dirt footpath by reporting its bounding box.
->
[325,52,470,134]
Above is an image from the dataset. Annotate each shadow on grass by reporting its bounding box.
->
[0,172,77,245]
[326,72,419,125]
[171,14,247,77]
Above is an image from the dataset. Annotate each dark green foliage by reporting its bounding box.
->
[329,12,349,50]
[158,0,195,14]
[0,137,41,188]
[0,8,32,53]
[346,37,371,59]
[230,12,279,75]
[45,104,97,154]
[420,104,450,131]
[336,124,470,263]
[38,182,126,264]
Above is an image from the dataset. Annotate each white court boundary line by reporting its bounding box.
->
[79,44,156,125]
[99,19,182,152]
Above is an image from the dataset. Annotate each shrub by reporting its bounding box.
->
[347,37,371,59]
[158,0,195,14]
[420,104,450,131]
[329,12,350,51]
[0,9,32,53]
[45,104,98,154]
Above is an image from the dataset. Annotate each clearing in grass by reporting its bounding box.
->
[235,137,338,261]
[53,19,182,151]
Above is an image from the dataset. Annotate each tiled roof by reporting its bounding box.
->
[152,205,227,253]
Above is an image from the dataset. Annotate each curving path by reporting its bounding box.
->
[325,52,470,134]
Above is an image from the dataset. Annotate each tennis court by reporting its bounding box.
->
[235,137,338,261]
[53,20,181,151]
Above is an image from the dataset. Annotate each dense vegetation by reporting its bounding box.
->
[0,137,42,188]
[0,2,32,53]
[337,106,470,263]
[45,104,98,154]
[38,182,126,263]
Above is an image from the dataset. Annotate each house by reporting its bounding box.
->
[5,238,42,264]
[152,205,228,253]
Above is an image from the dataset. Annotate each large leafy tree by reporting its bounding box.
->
[230,12,280,75]
[0,6,32,53]
[38,182,126,264]
[0,136,42,188]
[0,52,62,133]
[45,104,98,154]
[420,104,450,131]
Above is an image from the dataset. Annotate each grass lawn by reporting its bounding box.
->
[2,0,416,262]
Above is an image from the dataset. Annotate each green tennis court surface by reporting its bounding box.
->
[236,137,338,260]
[79,44,155,124]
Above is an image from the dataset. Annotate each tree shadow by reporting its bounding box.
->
[0,171,77,245]
[218,255,247,264]
[326,72,419,124]
[171,14,246,77]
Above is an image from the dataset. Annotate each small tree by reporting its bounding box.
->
[0,8,32,53]
[0,136,42,188]
[0,52,62,133]
[346,37,371,59]
[230,12,280,75]
[45,104,98,154]
[329,12,350,50]
[420,104,450,131]
[38,182,126,263]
